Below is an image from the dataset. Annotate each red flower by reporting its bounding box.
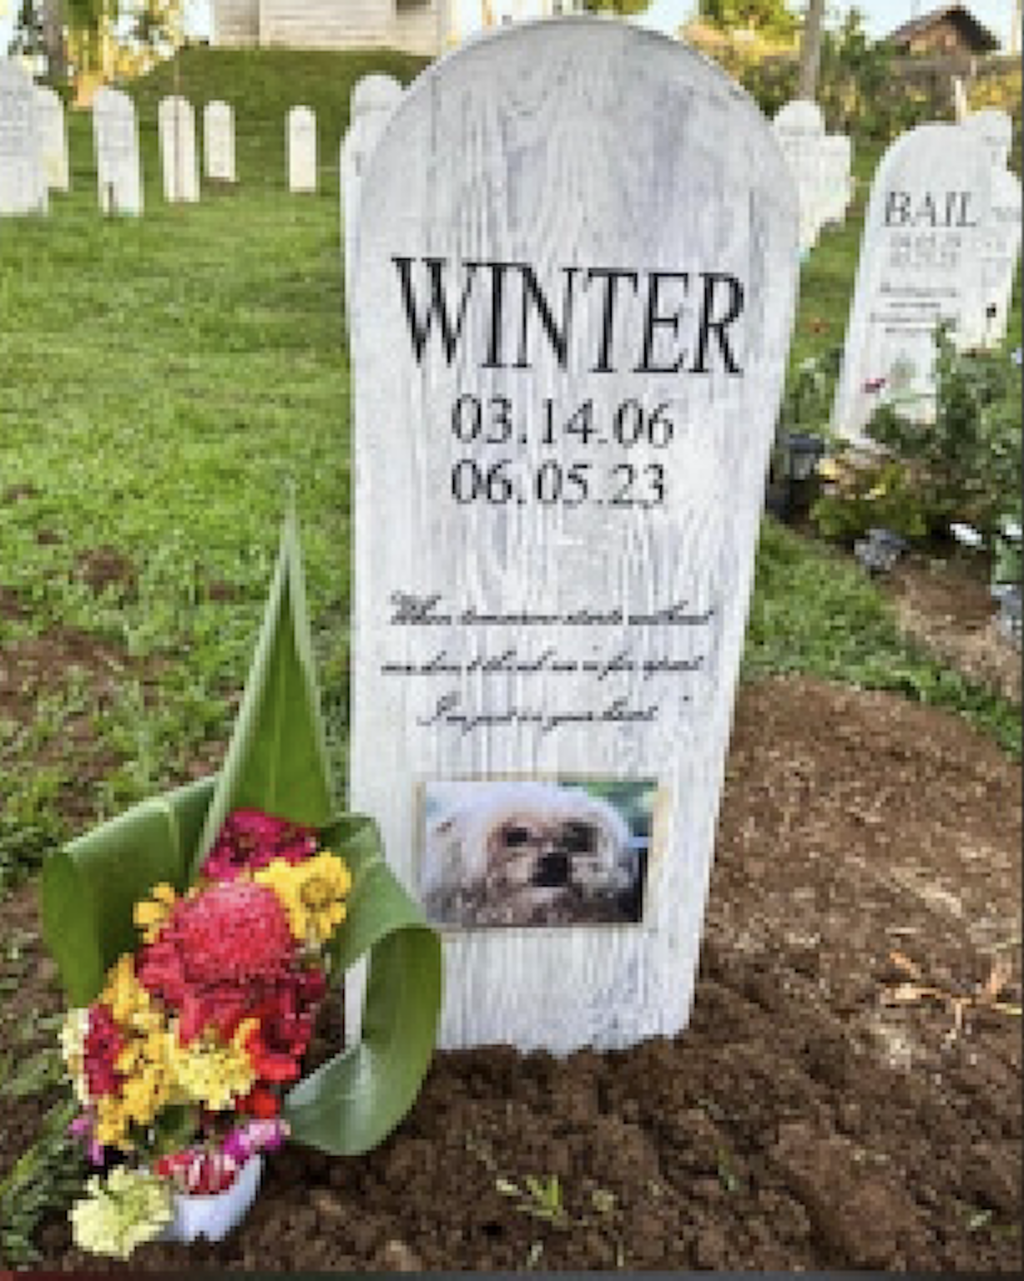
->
[202,809,318,883]
[83,1004,124,1098]
[138,881,297,1043]
[237,1085,281,1120]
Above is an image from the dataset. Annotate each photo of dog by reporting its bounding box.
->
[419,779,653,928]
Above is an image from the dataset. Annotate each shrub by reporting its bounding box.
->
[812,328,1022,546]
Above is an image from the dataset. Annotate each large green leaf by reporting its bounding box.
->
[41,777,215,1007]
[42,504,442,1156]
[189,504,335,880]
[283,815,443,1155]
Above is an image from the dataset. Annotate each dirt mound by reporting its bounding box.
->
[5,675,1020,1272]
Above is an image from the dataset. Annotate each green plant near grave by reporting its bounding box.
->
[812,326,1023,547]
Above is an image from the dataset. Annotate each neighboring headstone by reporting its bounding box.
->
[831,124,991,448]
[772,99,827,253]
[962,107,1013,172]
[0,59,47,216]
[977,167,1022,348]
[158,95,199,202]
[340,74,404,315]
[34,84,69,192]
[92,86,143,216]
[203,99,236,183]
[287,105,317,192]
[820,134,853,226]
[349,18,799,1054]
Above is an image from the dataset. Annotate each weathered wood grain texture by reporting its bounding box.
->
[92,88,143,216]
[158,96,199,203]
[34,85,69,192]
[349,17,798,1053]
[204,100,236,183]
[831,124,992,448]
[287,105,317,193]
[0,59,47,217]
[340,75,404,318]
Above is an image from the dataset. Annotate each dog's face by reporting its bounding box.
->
[423,782,636,925]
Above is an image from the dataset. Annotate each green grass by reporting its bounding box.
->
[0,48,1020,894]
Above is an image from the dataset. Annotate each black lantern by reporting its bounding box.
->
[766,430,826,521]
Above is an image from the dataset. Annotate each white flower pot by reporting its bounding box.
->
[159,1153,263,1244]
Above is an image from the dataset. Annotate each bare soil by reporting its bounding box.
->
[2,670,1020,1272]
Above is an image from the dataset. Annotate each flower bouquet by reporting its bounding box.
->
[42,507,442,1260]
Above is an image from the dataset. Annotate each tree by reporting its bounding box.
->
[699,0,798,40]
[797,0,826,99]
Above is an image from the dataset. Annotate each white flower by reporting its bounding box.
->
[950,522,983,548]
[999,517,1022,541]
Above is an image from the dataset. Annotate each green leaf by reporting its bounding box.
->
[41,777,215,1006]
[190,504,335,880]
[282,814,442,1156]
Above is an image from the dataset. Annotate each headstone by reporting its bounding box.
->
[34,84,69,192]
[772,99,827,253]
[962,107,1013,172]
[349,18,799,1053]
[831,124,991,449]
[341,74,404,316]
[287,105,317,192]
[977,167,1022,348]
[819,134,853,226]
[0,59,47,216]
[203,99,236,183]
[92,86,143,216]
[158,95,199,203]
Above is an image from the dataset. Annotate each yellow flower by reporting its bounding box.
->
[99,955,161,1033]
[166,1022,255,1112]
[133,882,177,943]
[255,852,351,947]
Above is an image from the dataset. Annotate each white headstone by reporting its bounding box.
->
[92,86,143,216]
[158,95,199,203]
[203,99,236,183]
[977,167,1022,348]
[831,124,991,448]
[349,18,799,1054]
[772,99,828,253]
[34,84,69,192]
[341,75,404,316]
[287,105,317,193]
[0,59,47,216]
[819,134,853,226]
[962,107,1013,172]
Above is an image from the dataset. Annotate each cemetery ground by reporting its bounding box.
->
[1,47,1021,1271]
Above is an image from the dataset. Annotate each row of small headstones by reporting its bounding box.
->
[0,59,372,216]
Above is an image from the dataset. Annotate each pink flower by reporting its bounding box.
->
[201,809,318,883]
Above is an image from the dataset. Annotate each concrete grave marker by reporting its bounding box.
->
[0,59,47,216]
[92,86,143,215]
[831,124,991,448]
[34,85,69,192]
[977,167,1022,348]
[158,95,199,202]
[349,18,798,1053]
[203,99,236,182]
[287,105,317,192]
[340,74,404,316]
[962,107,1013,172]
[772,99,827,253]
[820,134,853,226]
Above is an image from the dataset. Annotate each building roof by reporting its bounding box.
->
[886,5,1000,53]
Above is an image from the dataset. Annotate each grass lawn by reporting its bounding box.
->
[1,48,1020,895]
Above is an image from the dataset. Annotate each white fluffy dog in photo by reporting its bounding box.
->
[421,780,640,927]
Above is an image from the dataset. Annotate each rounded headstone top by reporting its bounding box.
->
[772,98,825,135]
[351,74,403,120]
